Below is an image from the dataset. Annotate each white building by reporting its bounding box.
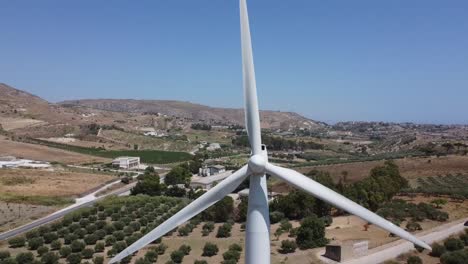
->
[191,170,232,190]
[112,157,140,170]
[198,165,226,177]
[206,143,221,151]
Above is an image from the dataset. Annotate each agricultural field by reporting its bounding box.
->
[0,169,115,204]
[406,174,468,198]
[25,138,193,164]
[0,138,109,165]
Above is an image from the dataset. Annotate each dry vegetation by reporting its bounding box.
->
[0,169,115,198]
[0,138,110,164]
[0,202,58,233]
[295,155,468,183]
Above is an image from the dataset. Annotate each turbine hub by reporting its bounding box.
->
[248,154,266,174]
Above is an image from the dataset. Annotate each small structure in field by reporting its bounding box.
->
[198,165,226,177]
[206,143,221,151]
[190,170,232,190]
[323,240,368,262]
[0,156,51,169]
[112,157,140,170]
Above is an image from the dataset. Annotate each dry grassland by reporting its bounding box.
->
[0,168,115,198]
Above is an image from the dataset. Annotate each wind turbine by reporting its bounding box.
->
[110,0,431,263]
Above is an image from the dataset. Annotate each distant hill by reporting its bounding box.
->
[60,99,325,130]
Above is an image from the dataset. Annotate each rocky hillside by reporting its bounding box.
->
[60,99,325,130]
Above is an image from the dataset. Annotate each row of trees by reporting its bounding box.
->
[191,123,212,131]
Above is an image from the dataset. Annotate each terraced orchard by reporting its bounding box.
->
[407,174,468,198]
[0,195,190,264]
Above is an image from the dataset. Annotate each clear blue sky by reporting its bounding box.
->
[1,0,467,124]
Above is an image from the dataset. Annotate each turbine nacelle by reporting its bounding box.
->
[248,154,267,174]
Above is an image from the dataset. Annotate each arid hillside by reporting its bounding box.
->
[59,99,325,130]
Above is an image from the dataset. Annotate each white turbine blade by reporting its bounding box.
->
[109,166,250,263]
[240,0,262,155]
[265,163,432,250]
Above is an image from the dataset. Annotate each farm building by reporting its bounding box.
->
[190,170,232,190]
[112,157,140,169]
[198,165,226,177]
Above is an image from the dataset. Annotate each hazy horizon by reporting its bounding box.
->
[1,1,467,125]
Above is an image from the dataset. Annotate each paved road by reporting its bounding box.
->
[0,177,137,241]
[317,217,468,264]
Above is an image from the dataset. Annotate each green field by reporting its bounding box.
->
[25,138,192,164]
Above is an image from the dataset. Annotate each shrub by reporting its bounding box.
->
[8,236,26,248]
[0,251,11,260]
[74,228,86,239]
[144,250,158,262]
[43,232,59,244]
[93,255,104,264]
[222,250,241,262]
[407,256,422,264]
[156,243,168,255]
[270,211,285,224]
[178,226,191,236]
[459,233,468,246]
[296,215,328,249]
[430,242,446,257]
[66,253,82,264]
[84,234,98,245]
[70,240,85,253]
[112,241,127,254]
[135,258,151,264]
[194,260,208,264]
[60,246,72,258]
[444,238,464,251]
[221,260,237,264]
[86,224,97,234]
[50,240,62,250]
[94,229,106,240]
[105,235,116,246]
[229,244,242,252]
[94,242,105,252]
[0,257,17,264]
[216,223,232,238]
[15,252,34,263]
[64,234,78,245]
[279,240,297,254]
[179,245,191,255]
[123,226,134,236]
[113,231,125,241]
[406,221,422,232]
[28,237,44,250]
[202,243,219,257]
[170,250,185,263]
[40,252,59,264]
[25,230,39,239]
[82,248,94,259]
[440,250,468,264]
[37,245,50,256]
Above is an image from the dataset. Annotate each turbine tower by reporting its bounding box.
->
[110,0,431,263]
